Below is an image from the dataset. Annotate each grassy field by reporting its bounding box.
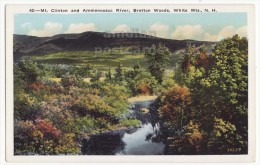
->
[27,48,182,69]
[29,50,147,68]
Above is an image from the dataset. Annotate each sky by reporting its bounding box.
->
[14,13,247,41]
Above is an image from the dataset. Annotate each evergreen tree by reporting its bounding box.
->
[115,62,124,82]
[145,43,170,83]
[107,67,112,80]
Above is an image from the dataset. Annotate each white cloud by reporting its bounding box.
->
[28,22,62,37]
[149,23,169,38]
[172,25,203,40]
[202,32,218,42]
[217,25,247,40]
[21,22,32,29]
[65,23,97,33]
[171,24,247,41]
[112,24,132,33]
[236,26,247,37]
[217,26,236,40]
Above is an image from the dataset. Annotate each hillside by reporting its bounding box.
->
[13,31,215,62]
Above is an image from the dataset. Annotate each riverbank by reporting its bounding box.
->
[82,96,156,140]
[81,122,142,141]
[82,96,156,143]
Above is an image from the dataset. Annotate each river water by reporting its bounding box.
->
[81,100,166,155]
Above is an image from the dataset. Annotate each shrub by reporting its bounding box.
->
[166,121,203,155]
[158,85,191,130]
[119,119,141,127]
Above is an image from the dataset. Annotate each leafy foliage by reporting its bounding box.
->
[15,60,42,83]
[14,36,248,155]
[166,121,203,154]
[119,119,141,127]
[115,62,124,82]
[125,65,158,96]
[207,118,246,154]
[145,43,170,83]
[158,85,191,130]
[159,35,248,154]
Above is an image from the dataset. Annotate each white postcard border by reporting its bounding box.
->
[3,2,258,164]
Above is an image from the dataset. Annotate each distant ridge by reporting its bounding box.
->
[13,31,215,61]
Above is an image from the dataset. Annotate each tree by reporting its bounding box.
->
[115,62,124,82]
[124,62,142,82]
[195,45,212,70]
[91,70,101,82]
[145,43,170,83]
[205,35,248,134]
[61,74,82,88]
[207,118,246,154]
[133,61,141,71]
[166,121,203,155]
[183,35,247,152]
[158,85,191,130]
[101,84,129,117]
[176,44,209,87]
[106,67,112,80]
[128,69,158,96]
[16,60,42,83]
[177,35,248,132]
[157,35,248,154]
[180,44,197,73]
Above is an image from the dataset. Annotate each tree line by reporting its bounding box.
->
[13,34,248,155]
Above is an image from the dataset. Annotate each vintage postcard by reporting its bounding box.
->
[5,3,256,163]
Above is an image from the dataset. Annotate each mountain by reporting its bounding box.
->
[13,31,215,61]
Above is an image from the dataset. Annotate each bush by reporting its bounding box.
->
[61,74,82,88]
[128,69,158,96]
[166,121,203,155]
[14,119,63,155]
[119,119,141,127]
[16,60,42,83]
[158,84,191,130]
[207,118,247,154]
[54,133,81,155]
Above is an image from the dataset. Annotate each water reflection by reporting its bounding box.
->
[82,100,165,155]
[81,132,125,155]
[117,123,164,155]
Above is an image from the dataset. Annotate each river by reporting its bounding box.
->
[81,100,166,155]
